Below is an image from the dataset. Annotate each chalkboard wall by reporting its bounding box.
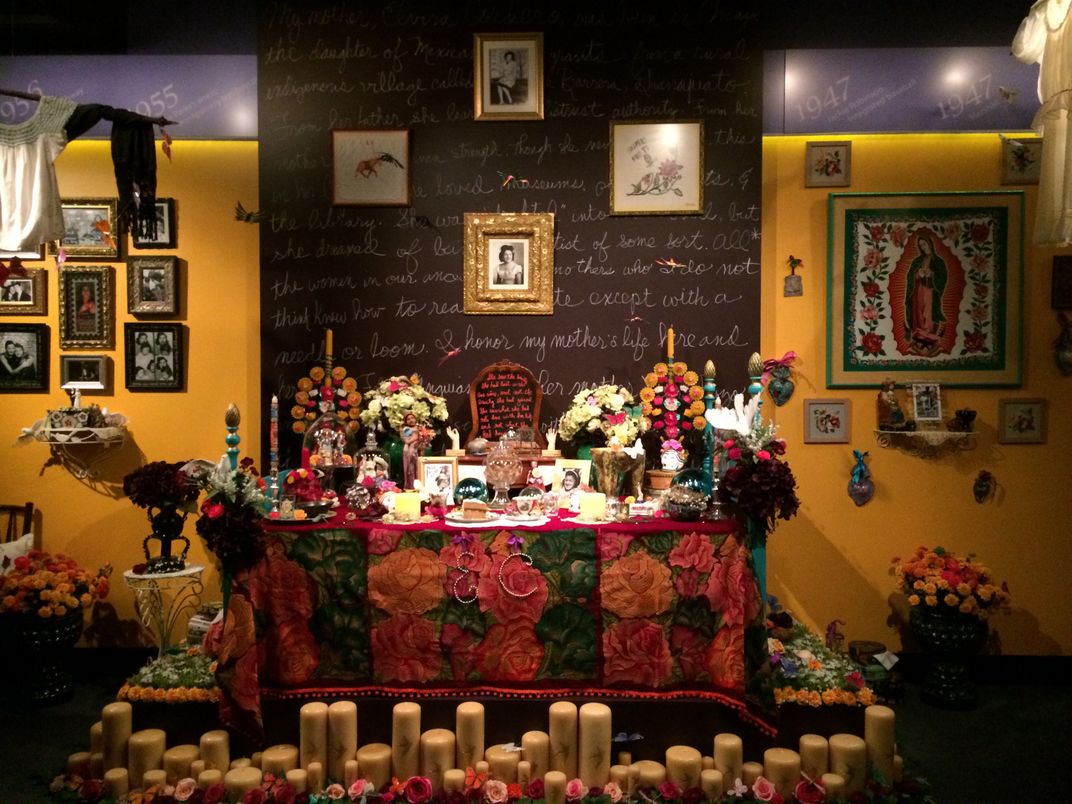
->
[258,1,761,463]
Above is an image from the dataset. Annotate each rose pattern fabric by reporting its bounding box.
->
[600,550,673,618]
[372,613,441,682]
[367,547,446,615]
[603,618,673,685]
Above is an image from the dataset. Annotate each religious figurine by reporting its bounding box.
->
[876,378,907,431]
[401,412,432,489]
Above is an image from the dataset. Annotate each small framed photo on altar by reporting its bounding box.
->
[803,398,851,443]
[0,323,49,392]
[419,456,458,500]
[124,322,184,391]
[60,355,108,392]
[910,382,942,423]
[0,268,47,315]
[127,256,178,315]
[132,198,177,249]
[463,212,554,314]
[59,265,113,349]
[49,198,120,259]
[998,398,1046,444]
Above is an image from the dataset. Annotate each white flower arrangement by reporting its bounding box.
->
[359,374,449,434]
[558,384,645,446]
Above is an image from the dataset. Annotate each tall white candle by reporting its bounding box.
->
[392,702,421,779]
[420,728,456,790]
[798,734,828,781]
[578,703,612,788]
[300,702,329,772]
[522,731,550,780]
[762,748,801,798]
[713,734,743,788]
[101,702,132,772]
[828,734,867,793]
[200,730,230,772]
[329,701,359,784]
[128,729,166,790]
[864,705,896,784]
[456,702,485,771]
[548,702,578,778]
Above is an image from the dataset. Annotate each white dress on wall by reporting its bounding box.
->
[1014,0,1072,244]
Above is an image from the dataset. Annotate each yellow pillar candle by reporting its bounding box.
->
[701,756,714,771]
[700,769,724,801]
[101,701,132,772]
[487,744,520,783]
[476,760,489,775]
[190,760,206,779]
[548,701,578,778]
[444,769,466,792]
[421,728,457,790]
[713,734,743,788]
[799,734,828,780]
[326,328,333,358]
[522,730,550,780]
[90,753,104,779]
[357,743,393,791]
[665,746,702,790]
[741,762,763,787]
[821,772,845,799]
[518,760,532,787]
[394,491,421,519]
[163,745,200,785]
[578,703,612,788]
[128,728,167,790]
[627,765,640,796]
[392,702,421,779]
[300,702,330,773]
[893,754,903,783]
[609,764,629,790]
[667,326,675,360]
[763,748,801,798]
[308,761,325,795]
[287,768,309,794]
[456,701,485,771]
[200,730,230,771]
[231,758,252,769]
[102,768,128,798]
[864,705,896,785]
[198,769,223,788]
[252,751,263,769]
[618,751,632,767]
[67,752,92,777]
[579,492,606,522]
[329,701,359,785]
[828,734,867,793]
[633,760,666,788]
[261,744,299,777]
[224,766,263,797]
[345,759,360,786]
[90,722,104,754]
[143,769,168,789]
[544,770,567,804]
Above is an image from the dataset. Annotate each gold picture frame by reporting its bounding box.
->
[49,198,120,259]
[0,268,47,315]
[473,32,544,121]
[610,120,704,215]
[463,212,554,314]
[418,456,459,500]
[58,265,114,349]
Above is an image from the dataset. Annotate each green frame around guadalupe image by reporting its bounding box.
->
[827,191,1023,387]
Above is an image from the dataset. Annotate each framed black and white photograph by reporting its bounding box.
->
[60,355,109,391]
[418,456,458,500]
[910,382,943,422]
[124,322,183,391]
[132,198,177,249]
[58,265,113,349]
[128,256,178,315]
[0,324,49,392]
[50,198,120,259]
[473,33,544,121]
[463,212,554,314]
[0,268,47,315]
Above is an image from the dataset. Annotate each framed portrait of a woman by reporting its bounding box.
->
[58,265,114,349]
[473,33,544,121]
[463,212,554,314]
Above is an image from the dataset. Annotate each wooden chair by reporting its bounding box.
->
[1,502,34,543]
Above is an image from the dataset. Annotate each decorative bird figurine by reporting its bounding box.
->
[235,201,261,223]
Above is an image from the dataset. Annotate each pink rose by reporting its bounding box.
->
[242,789,265,804]
[203,784,226,804]
[350,780,375,798]
[405,776,433,804]
[755,450,771,461]
[668,532,717,573]
[752,776,777,801]
[658,781,682,799]
[603,619,673,686]
[484,779,509,804]
[604,782,623,803]
[367,528,403,555]
[598,531,636,561]
[325,782,347,799]
[173,778,197,801]
[566,778,587,800]
[722,439,735,449]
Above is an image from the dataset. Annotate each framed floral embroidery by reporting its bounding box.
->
[827,191,1024,387]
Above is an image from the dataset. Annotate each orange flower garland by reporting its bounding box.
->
[290,363,362,435]
[641,360,703,441]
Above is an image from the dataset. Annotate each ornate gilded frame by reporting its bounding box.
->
[463,212,554,314]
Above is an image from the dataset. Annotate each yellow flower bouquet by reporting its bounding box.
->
[892,545,1010,620]
[1,549,111,618]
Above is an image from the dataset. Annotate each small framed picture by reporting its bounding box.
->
[463,212,554,314]
[1052,256,1072,309]
[331,129,411,206]
[473,32,544,121]
[0,324,49,392]
[49,198,120,259]
[552,458,591,495]
[124,322,183,391]
[803,398,851,443]
[418,456,458,500]
[132,198,177,249]
[0,268,47,315]
[998,398,1046,444]
[0,244,46,261]
[60,355,109,391]
[58,265,113,349]
[910,382,943,422]
[128,256,178,315]
[610,120,704,215]
[1001,136,1042,185]
[805,141,851,187]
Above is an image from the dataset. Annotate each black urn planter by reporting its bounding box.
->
[2,608,84,705]
[909,607,988,710]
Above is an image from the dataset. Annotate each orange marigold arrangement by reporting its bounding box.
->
[0,549,111,618]
[892,545,1011,620]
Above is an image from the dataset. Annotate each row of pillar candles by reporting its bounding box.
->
[70,700,902,800]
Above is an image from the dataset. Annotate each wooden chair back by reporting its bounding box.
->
[1,502,34,543]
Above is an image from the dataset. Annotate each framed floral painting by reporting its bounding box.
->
[1000,136,1041,185]
[803,399,851,443]
[610,120,704,215]
[827,191,1024,387]
[997,398,1045,444]
[805,141,851,187]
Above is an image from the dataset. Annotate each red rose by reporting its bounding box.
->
[705,624,745,690]
[962,331,986,353]
[405,776,434,804]
[727,447,742,460]
[869,224,884,242]
[368,528,403,555]
[658,782,682,799]
[670,626,709,681]
[668,532,717,573]
[475,623,544,680]
[862,281,880,298]
[971,222,989,243]
[13,555,29,571]
[861,333,883,355]
[243,788,265,804]
[795,778,825,804]
[372,614,442,682]
[603,619,672,686]
[477,554,548,624]
[202,501,225,519]
[203,784,226,804]
[526,779,545,799]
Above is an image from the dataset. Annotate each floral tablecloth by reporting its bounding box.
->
[207,515,768,737]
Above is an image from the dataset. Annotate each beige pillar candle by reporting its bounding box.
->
[224,766,263,797]
[328,701,359,784]
[252,751,263,769]
[102,768,129,798]
[101,701,132,772]
[198,769,223,788]
[544,770,567,804]
[300,702,330,773]
[713,734,743,788]
[700,769,724,801]
[617,751,632,767]
[444,768,466,792]
[231,758,252,769]
[548,702,578,778]
[578,703,612,788]
[287,768,309,793]
[261,744,300,777]
[741,762,763,786]
[476,760,489,775]
[763,748,801,798]
[665,745,702,790]
[128,728,166,790]
[392,702,421,780]
[487,744,520,783]
[633,760,666,788]
[456,701,485,771]
[164,745,200,784]
[522,731,550,780]
[701,756,714,771]
[357,743,393,791]
[821,772,845,799]
[627,765,640,796]
[609,764,629,790]
[864,705,896,785]
[90,753,104,780]
[90,721,104,754]
[518,760,532,787]
[190,759,206,779]
[308,761,325,794]
[67,752,92,777]
[828,734,867,793]
[893,754,903,783]
[345,759,360,787]
[200,730,230,771]
[421,728,457,790]
[142,769,168,789]
[798,734,828,780]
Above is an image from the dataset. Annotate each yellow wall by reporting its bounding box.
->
[762,134,1071,656]
[0,141,260,645]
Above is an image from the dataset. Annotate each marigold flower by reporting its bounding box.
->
[944,593,960,607]
[925,595,938,606]
[907,594,920,606]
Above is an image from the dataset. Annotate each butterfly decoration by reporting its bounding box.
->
[729,778,749,796]
[235,201,261,223]
[625,315,646,323]
[464,767,488,791]
[0,256,26,286]
[55,247,67,269]
[603,411,626,426]
[612,731,643,743]
[499,742,523,752]
[92,218,115,250]
[438,346,463,366]
[655,258,685,269]
[159,126,174,161]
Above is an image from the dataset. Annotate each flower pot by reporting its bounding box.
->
[2,609,84,704]
[143,506,190,573]
[909,607,988,710]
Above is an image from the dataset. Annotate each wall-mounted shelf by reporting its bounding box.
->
[874,429,974,458]
[33,427,127,478]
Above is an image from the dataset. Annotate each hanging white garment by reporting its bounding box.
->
[0,95,78,252]
[1014,0,1072,244]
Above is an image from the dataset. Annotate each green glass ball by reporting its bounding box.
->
[453,477,489,506]
[671,467,709,494]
